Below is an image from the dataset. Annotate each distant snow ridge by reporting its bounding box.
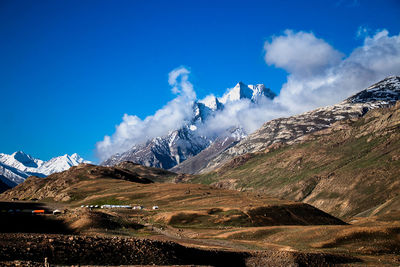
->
[37,153,88,175]
[0,151,89,187]
[102,82,276,169]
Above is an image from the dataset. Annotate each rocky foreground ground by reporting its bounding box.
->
[0,233,359,267]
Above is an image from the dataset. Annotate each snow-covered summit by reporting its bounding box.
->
[0,151,44,172]
[194,95,223,123]
[219,82,253,104]
[36,153,89,175]
[219,82,276,104]
[248,84,277,102]
[71,153,87,164]
[10,151,41,168]
[0,151,89,187]
[198,95,223,111]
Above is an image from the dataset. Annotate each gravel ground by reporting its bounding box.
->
[0,233,359,267]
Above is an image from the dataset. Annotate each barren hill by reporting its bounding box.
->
[114,161,180,182]
[0,163,162,202]
[191,102,400,219]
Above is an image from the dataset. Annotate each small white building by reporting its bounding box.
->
[152,205,159,210]
[101,204,132,209]
[52,209,62,215]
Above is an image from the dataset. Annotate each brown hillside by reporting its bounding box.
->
[0,163,345,227]
[192,103,400,219]
[115,161,180,182]
[0,163,155,202]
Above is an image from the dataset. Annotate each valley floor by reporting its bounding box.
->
[0,200,399,266]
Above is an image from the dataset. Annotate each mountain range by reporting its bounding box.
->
[3,76,399,191]
[0,151,89,189]
[105,76,400,175]
[102,82,276,168]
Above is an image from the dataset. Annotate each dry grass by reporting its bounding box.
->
[311,226,400,253]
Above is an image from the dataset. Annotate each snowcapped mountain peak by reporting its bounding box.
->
[248,84,276,102]
[0,151,43,171]
[12,151,25,156]
[70,153,86,163]
[198,95,222,111]
[219,82,275,104]
[194,95,223,123]
[11,151,39,168]
[219,82,254,104]
[37,154,82,175]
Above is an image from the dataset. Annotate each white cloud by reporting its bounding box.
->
[266,29,400,114]
[264,30,344,77]
[168,67,195,98]
[198,96,287,137]
[96,66,196,161]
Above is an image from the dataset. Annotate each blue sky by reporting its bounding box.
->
[1,0,400,162]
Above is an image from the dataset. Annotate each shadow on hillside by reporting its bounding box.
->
[0,202,73,234]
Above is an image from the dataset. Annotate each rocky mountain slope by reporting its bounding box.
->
[0,151,89,188]
[191,101,400,218]
[102,126,212,169]
[170,127,245,174]
[102,82,275,169]
[188,76,400,174]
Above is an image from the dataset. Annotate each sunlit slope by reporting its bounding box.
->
[192,103,400,218]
